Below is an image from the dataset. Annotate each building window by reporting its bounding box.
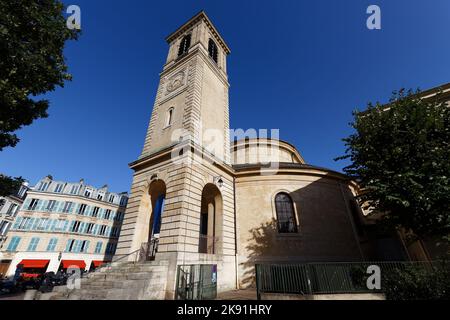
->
[208,38,218,63]
[62,201,73,213]
[92,207,100,217]
[78,204,87,215]
[47,238,58,251]
[104,209,111,220]
[37,218,49,231]
[84,189,92,197]
[18,186,28,198]
[86,223,94,234]
[105,242,117,255]
[166,108,174,127]
[27,237,40,251]
[66,239,75,252]
[0,221,10,236]
[38,181,50,191]
[80,240,89,253]
[7,236,21,252]
[97,193,104,201]
[70,185,79,195]
[45,200,56,212]
[55,183,64,193]
[108,195,115,203]
[178,34,191,57]
[71,221,81,233]
[18,217,31,230]
[99,225,107,236]
[120,196,128,206]
[53,219,64,231]
[6,203,18,216]
[94,241,103,254]
[274,193,298,233]
[28,199,39,210]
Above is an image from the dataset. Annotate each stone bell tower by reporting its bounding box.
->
[140,10,231,163]
[116,11,236,296]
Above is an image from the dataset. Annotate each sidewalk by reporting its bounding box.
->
[217,289,257,300]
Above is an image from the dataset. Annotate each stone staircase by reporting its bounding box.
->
[38,260,169,300]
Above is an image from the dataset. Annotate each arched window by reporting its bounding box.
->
[178,34,191,57]
[208,38,218,63]
[166,108,174,127]
[275,193,298,233]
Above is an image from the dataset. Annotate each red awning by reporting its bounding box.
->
[91,261,105,268]
[18,259,50,269]
[61,260,86,269]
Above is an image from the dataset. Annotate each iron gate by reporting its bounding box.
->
[176,264,217,300]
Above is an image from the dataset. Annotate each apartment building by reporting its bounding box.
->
[0,176,128,277]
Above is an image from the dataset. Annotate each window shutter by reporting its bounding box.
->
[74,203,80,214]
[55,201,63,213]
[40,200,48,211]
[84,240,90,253]
[80,222,86,234]
[22,198,31,210]
[13,217,23,229]
[25,218,34,230]
[63,220,69,231]
[31,218,39,230]
[50,220,57,231]
[44,219,51,231]
[98,208,104,219]
[69,220,75,232]
[65,239,72,252]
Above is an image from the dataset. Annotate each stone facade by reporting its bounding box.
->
[113,11,368,298]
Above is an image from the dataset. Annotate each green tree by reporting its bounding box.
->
[0,1,79,195]
[337,89,450,243]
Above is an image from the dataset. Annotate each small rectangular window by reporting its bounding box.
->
[55,183,64,193]
[70,185,79,195]
[94,241,103,254]
[27,237,40,251]
[78,204,87,215]
[47,238,58,251]
[7,236,21,252]
[92,207,100,217]
[28,199,39,210]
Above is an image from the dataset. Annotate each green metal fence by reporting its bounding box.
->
[255,261,441,299]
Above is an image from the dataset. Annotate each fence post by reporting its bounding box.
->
[255,264,261,300]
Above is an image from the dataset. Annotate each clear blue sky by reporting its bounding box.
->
[1,0,450,193]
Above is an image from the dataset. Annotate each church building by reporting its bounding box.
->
[113,11,369,298]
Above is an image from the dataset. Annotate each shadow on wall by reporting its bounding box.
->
[241,218,278,288]
[239,176,366,289]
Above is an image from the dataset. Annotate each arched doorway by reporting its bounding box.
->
[199,183,223,254]
[148,180,166,242]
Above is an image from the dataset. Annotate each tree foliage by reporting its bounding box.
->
[0,175,23,198]
[337,89,450,242]
[0,0,79,151]
[384,262,450,300]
